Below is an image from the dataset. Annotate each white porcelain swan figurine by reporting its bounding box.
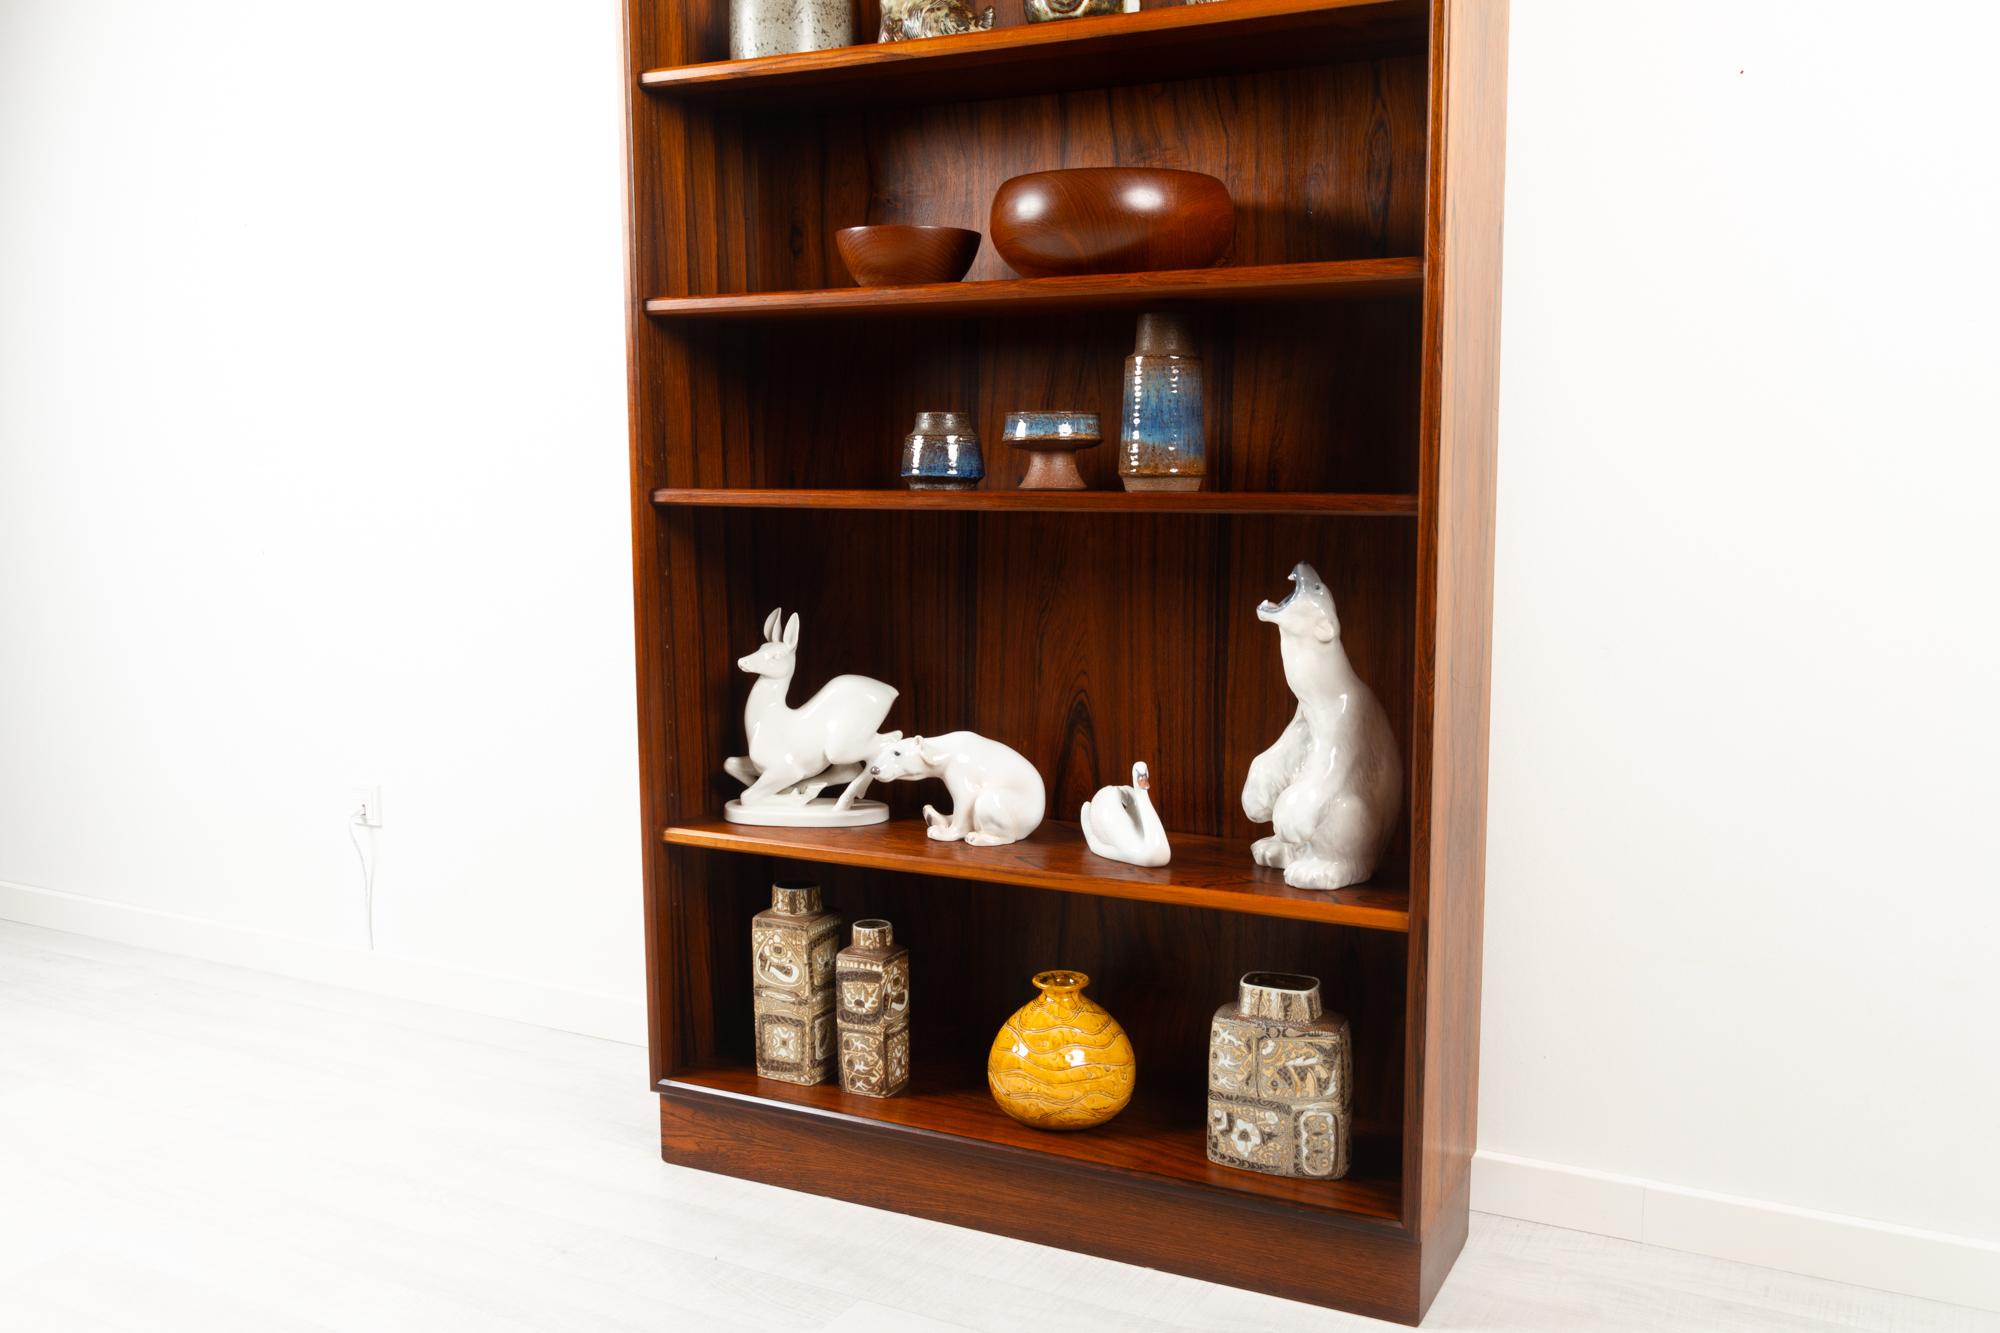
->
[1080,762,1171,867]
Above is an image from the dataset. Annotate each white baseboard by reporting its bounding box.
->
[1474,1149,2000,1314]
[0,878,646,1047]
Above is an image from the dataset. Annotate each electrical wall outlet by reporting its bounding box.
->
[349,784,383,828]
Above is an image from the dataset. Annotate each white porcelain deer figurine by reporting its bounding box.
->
[722,608,902,826]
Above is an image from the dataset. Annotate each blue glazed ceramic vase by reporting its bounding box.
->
[1119,313,1205,492]
[901,411,984,490]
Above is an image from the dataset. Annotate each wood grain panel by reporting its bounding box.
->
[1405,0,1507,1317]
[659,1087,1425,1321]
[665,1064,1401,1220]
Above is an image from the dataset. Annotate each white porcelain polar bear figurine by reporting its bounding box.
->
[1241,562,1403,891]
[859,732,1046,847]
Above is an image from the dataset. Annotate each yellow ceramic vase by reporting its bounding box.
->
[987,970,1136,1130]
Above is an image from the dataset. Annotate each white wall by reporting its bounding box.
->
[0,0,643,1040]
[1479,0,2000,1306]
[4,0,1998,1310]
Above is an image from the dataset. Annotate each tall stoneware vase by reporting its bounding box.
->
[1118,311,1205,491]
[750,881,840,1084]
[835,919,910,1097]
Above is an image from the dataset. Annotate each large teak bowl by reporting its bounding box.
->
[989,168,1234,278]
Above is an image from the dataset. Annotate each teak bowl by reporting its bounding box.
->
[835,225,982,287]
[989,168,1234,278]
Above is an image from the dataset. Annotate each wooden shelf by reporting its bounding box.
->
[663,817,1410,931]
[651,488,1416,515]
[661,1063,1404,1226]
[638,0,1426,105]
[645,258,1420,321]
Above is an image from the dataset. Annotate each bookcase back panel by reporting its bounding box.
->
[721,54,1429,290]
[676,844,1408,1134]
[662,507,1412,863]
[656,299,1421,497]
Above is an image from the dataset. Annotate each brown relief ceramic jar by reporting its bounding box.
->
[1206,972,1352,1178]
[835,919,910,1097]
[750,881,840,1084]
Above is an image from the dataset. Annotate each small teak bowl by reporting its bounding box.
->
[989,167,1234,278]
[835,225,982,287]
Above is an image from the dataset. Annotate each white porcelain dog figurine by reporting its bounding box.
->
[723,608,902,827]
[1241,563,1402,890]
[1081,762,1171,867]
[858,732,1046,847]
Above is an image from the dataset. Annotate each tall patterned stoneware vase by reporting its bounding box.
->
[1206,972,1352,1178]
[835,919,910,1097]
[750,881,840,1085]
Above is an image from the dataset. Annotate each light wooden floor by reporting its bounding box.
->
[1,921,1990,1333]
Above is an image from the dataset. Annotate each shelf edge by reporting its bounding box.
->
[661,822,1411,932]
[649,489,1419,516]
[643,259,1424,320]
[658,1073,1411,1231]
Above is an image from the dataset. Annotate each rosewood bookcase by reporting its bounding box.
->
[621,0,1505,1321]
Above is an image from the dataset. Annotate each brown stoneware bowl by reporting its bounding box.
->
[989,168,1234,278]
[835,225,982,287]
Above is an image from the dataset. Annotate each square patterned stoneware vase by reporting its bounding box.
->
[751,881,840,1085]
[1206,971,1352,1179]
[835,919,910,1097]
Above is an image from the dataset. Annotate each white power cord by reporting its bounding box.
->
[347,805,378,949]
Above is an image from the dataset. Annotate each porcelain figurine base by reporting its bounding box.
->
[725,798,889,827]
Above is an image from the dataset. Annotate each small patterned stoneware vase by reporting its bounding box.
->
[901,411,983,490]
[1024,0,1120,20]
[1119,311,1205,491]
[730,0,852,59]
[1206,972,1353,1179]
[835,919,910,1096]
[988,970,1135,1130]
[750,881,840,1084]
[879,0,993,40]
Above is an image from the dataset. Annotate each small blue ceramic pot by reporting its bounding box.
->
[901,411,983,490]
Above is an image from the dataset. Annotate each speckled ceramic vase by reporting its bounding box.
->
[750,881,840,1084]
[730,0,852,59]
[1119,311,1205,492]
[987,970,1135,1130]
[835,919,910,1097]
[1206,972,1352,1179]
